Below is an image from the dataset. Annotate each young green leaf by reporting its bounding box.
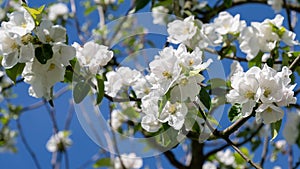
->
[96,75,105,105]
[5,63,25,83]
[93,158,111,168]
[271,119,282,141]
[199,88,211,110]
[73,82,91,104]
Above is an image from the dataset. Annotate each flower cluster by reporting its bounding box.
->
[0,7,75,100]
[46,131,72,152]
[105,44,212,133]
[226,62,296,124]
[167,12,297,61]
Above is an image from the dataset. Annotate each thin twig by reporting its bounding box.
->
[193,101,261,169]
[260,136,269,168]
[289,145,293,169]
[283,0,294,31]
[64,151,70,169]
[1,78,24,92]
[205,123,264,159]
[289,54,300,71]
[16,119,42,169]
[64,99,74,130]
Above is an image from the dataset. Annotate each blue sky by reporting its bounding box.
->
[1,0,300,169]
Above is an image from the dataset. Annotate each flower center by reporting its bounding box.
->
[245,91,255,100]
[162,71,172,79]
[48,63,56,71]
[168,104,177,114]
[263,88,271,98]
[180,78,188,86]
[189,59,194,66]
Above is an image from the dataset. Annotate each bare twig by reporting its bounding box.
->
[260,136,269,168]
[283,0,294,31]
[16,119,42,169]
[193,101,261,169]
[205,123,264,159]
[289,145,293,169]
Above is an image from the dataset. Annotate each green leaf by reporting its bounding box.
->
[35,44,53,64]
[228,104,241,122]
[234,147,250,165]
[93,158,111,168]
[248,51,263,68]
[271,119,282,141]
[5,63,25,83]
[22,4,45,25]
[134,0,151,12]
[199,88,211,110]
[84,6,97,16]
[96,75,105,105]
[123,107,140,119]
[73,82,91,104]
[224,0,232,8]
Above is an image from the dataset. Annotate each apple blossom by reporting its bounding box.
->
[216,149,236,166]
[213,11,246,35]
[22,44,75,99]
[46,131,72,152]
[73,41,113,75]
[158,101,188,130]
[152,6,169,25]
[104,67,142,97]
[167,16,197,44]
[268,0,283,12]
[1,10,35,36]
[114,153,143,169]
[48,3,69,21]
[35,20,67,44]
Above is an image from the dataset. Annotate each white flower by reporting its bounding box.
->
[213,11,246,35]
[158,101,188,130]
[256,103,284,124]
[132,76,152,98]
[152,6,169,25]
[48,3,69,21]
[1,10,35,36]
[216,149,236,166]
[167,16,197,44]
[283,112,300,144]
[141,93,162,132]
[149,46,181,94]
[268,0,283,12]
[114,153,143,169]
[226,66,260,116]
[36,20,67,44]
[203,162,217,169]
[111,109,125,130]
[46,131,72,152]
[273,166,282,169]
[170,74,204,102]
[104,67,141,97]
[0,30,34,68]
[73,41,113,75]
[22,44,75,99]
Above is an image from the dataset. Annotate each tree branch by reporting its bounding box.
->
[260,135,269,168]
[16,119,42,169]
[164,150,188,169]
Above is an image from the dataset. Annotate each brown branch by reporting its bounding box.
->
[205,123,264,159]
[193,102,261,169]
[164,150,188,169]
